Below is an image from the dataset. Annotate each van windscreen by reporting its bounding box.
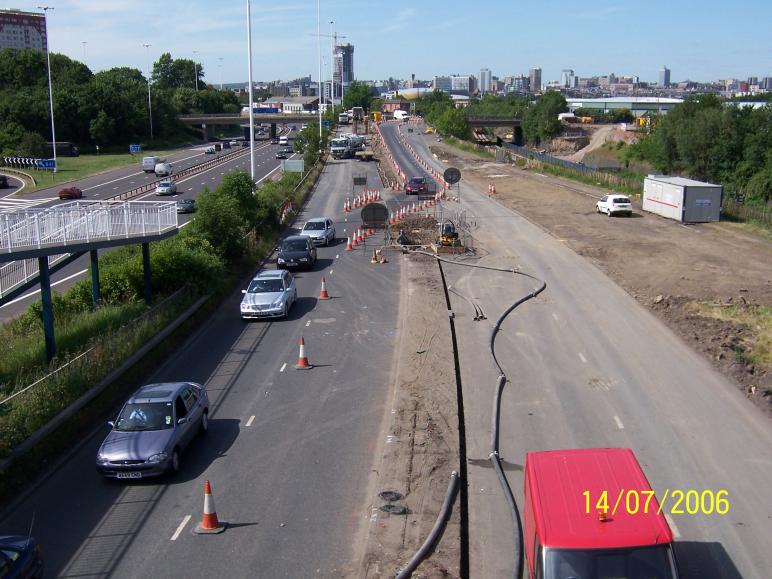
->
[544,545,676,579]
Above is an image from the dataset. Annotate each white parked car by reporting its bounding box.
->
[155,180,177,195]
[596,194,633,217]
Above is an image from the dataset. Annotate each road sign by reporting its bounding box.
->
[39,159,57,170]
[444,167,461,185]
[129,144,141,154]
[321,120,330,129]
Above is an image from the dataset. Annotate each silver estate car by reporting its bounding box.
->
[240,269,297,320]
[96,382,209,479]
[299,217,336,246]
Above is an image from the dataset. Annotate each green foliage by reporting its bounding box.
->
[89,110,115,144]
[16,131,48,157]
[341,80,373,110]
[435,108,469,139]
[187,188,247,262]
[522,91,567,144]
[626,96,772,198]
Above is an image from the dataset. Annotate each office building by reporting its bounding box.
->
[433,76,452,92]
[334,43,354,96]
[529,67,542,93]
[479,68,492,94]
[451,74,476,95]
[659,66,671,87]
[0,8,46,52]
[561,69,576,88]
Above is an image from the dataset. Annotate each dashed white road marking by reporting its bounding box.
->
[280,362,287,373]
[329,269,334,275]
[552,313,558,321]
[170,515,191,540]
[305,320,311,327]
[613,415,624,429]
[245,415,256,427]
[579,353,587,364]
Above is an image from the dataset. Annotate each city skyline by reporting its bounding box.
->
[15,0,772,86]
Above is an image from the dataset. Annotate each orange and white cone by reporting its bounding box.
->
[378,250,388,264]
[345,236,353,250]
[491,184,496,195]
[352,230,359,247]
[319,277,330,300]
[370,249,379,264]
[356,228,363,244]
[194,480,226,534]
[295,336,312,370]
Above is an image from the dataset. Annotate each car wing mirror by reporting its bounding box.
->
[177,417,187,424]
[242,289,247,294]
[107,421,114,428]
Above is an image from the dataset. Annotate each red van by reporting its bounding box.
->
[524,448,680,578]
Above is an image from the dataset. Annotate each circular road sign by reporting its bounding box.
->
[444,167,461,185]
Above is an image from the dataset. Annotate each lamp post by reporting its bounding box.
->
[246,0,256,181]
[329,20,334,104]
[81,40,87,63]
[142,43,154,140]
[193,50,199,90]
[37,6,57,171]
[218,56,224,90]
[316,0,322,145]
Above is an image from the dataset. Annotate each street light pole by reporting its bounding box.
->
[218,56,224,90]
[317,0,322,145]
[37,6,57,171]
[81,40,87,63]
[193,50,199,90]
[246,0,256,181]
[142,43,154,140]
[329,20,334,105]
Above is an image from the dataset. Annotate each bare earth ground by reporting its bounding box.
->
[425,137,772,414]
[358,254,461,578]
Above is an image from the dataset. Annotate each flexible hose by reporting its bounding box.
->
[396,471,460,579]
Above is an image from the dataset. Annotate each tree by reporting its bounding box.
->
[17,131,48,157]
[187,188,247,262]
[522,91,566,144]
[0,122,25,154]
[89,111,115,144]
[342,80,372,110]
[435,108,469,139]
[217,171,259,229]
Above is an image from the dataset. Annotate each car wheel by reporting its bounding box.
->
[596,205,601,213]
[607,209,613,217]
[170,449,181,474]
[200,412,209,434]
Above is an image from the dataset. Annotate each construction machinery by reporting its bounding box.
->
[439,220,460,246]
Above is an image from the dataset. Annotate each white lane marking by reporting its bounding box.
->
[335,254,339,259]
[280,362,287,372]
[665,514,680,538]
[1,269,88,308]
[329,270,334,275]
[613,415,624,429]
[579,353,587,364]
[170,515,191,541]
[305,320,311,327]
[386,435,397,443]
[552,313,558,321]
[113,186,119,189]
[245,415,256,427]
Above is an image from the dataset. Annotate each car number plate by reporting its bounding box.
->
[117,471,142,479]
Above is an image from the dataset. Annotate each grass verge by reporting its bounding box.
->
[524,157,643,197]
[692,303,772,368]
[444,136,496,159]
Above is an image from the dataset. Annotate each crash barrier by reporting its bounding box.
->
[502,143,595,174]
[0,167,36,187]
[396,124,450,191]
[396,471,460,579]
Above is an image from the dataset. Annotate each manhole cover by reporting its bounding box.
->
[380,504,410,515]
[379,490,403,502]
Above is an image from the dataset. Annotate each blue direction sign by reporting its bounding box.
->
[129,144,141,154]
[38,159,57,170]
[321,120,330,129]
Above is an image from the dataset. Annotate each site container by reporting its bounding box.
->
[524,448,680,579]
[643,175,722,223]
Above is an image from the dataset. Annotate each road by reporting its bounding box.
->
[379,123,439,194]
[399,123,772,579]
[0,141,408,576]
[0,138,287,322]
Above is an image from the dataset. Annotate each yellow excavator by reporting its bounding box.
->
[439,220,459,246]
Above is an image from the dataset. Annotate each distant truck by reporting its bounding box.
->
[142,156,161,173]
[338,113,350,125]
[524,448,680,579]
[330,134,366,159]
[351,106,364,121]
[393,110,409,122]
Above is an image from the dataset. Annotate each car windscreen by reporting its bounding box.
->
[544,545,676,579]
[613,197,631,204]
[409,178,424,184]
[248,278,284,293]
[282,240,309,252]
[303,222,325,231]
[115,402,174,431]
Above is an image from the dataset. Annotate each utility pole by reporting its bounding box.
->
[142,43,154,140]
[218,56,224,90]
[38,6,57,171]
[193,50,199,90]
[246,0,256,181]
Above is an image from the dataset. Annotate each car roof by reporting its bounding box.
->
[283,235,308,242]
[129,382,199,403]
[304,217,328,223]
[253,269,284,279]
[525,448,673,549]
[608,194,629,199]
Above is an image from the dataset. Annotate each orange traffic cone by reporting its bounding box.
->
[491,184,496,195]
[194,480,226,534]
[379,251,388,264]
[295,336,312,370]
[345,236,353,250]
[319,277,330,300]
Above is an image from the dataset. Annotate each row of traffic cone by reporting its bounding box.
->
[488,183,497,195]
[344,191,383,213]
[344,227,377,249]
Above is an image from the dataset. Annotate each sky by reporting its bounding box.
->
[34,0,772,86]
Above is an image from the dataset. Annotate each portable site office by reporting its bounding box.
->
[642,175,723,223]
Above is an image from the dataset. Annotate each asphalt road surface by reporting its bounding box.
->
[0,146,406,577]
[400,124,772,579]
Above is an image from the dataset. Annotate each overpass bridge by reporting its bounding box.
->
[1,200,178,360]
[178,113,317,139]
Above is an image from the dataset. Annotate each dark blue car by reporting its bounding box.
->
[0,535,43,578]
